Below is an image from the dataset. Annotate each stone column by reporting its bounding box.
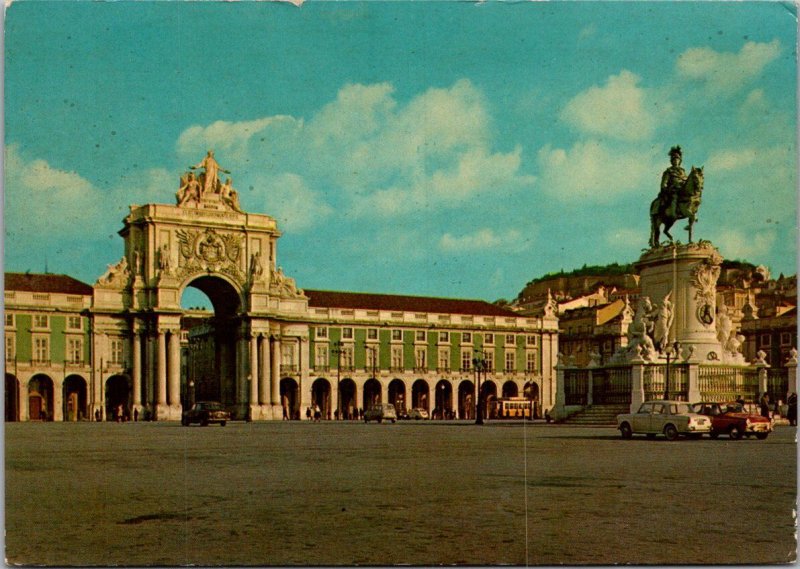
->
[168,331,180,408]
[686,362,701,403]
[259,335,270,406]
[586,368,594,407]
[132,331,142,409]
[299,338,311,412]
[271,337,281,407]
[630,362,645,413]
[553,355,566,420]
[237,335,248,419]
[787,356,798,398]
[380,380,388,406]
[249,335,259,412]
[53,376,64,422]
[756,361,769,397]
[157,330,167,407]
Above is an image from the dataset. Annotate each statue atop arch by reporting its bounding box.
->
[175,151,243,213]
[649,145,704,248]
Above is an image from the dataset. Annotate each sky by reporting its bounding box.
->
[4,0,797,307]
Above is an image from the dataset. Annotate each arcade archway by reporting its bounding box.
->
[106,375,130,421]
[481,380,498,419]
[363,378,381,409]
[339,378,357,419]
[28,375,54,421]
[6,374,19,422]
[312,378,331,420]
[458,380,475,420]
[388,379,406,415]
[502,381,519,398]
[280,378,299,420]
[434,380,452,419]
[411,379,429,412]
[63,375,88,421]
[181,276,243,411]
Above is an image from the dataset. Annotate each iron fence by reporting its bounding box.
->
[564,369,588,405]
[698,366,759,402]
[591,366,632,404]
[767,368,789,404]
[643,364,688,401]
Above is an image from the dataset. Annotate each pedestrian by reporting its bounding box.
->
[736,394,746,410]
[133,408,139,422]
[788,392,797,426]
[760,392,771,420]
[282,406,288,420]
[314,404,321,422]
[545,409,552,423]
[306,407,312,421]
[94,409,101,422]
[334,409,339,420]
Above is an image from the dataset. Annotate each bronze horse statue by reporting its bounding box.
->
[649,166,703,248]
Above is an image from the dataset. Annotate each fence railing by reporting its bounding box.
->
[643,364,688,401]
[698,366,759,402]
[591,366,632,404]
[564,369,588,405]
[767,368,789,404]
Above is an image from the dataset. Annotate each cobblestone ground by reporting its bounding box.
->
[5,421,797,566]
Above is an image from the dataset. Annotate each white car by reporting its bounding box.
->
[617,400,712,441]
[408,408,429,420]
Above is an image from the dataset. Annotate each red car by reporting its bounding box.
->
[690,402,772,440]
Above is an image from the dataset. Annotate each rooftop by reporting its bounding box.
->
[5,273,93,296]
[304,289,520,318]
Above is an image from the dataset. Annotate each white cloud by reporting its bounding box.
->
[676,40,780,93]
[705,149,758,172]
[561,71,661,141]
[439,228,526,252]
[536,140,660,202]
[260,173,334,232]
[5,145,105,236]
[176,79,535,225]
[713,228,777,261]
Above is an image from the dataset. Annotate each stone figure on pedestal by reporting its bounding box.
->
[650,146,704,247]
[652,291,674,353]
[176,172,201,206]
[221,178,243,213]
[190,150,230,196]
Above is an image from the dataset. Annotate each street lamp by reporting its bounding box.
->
[188,380,195,407]
[663,340,682,400]
[332,341,344,420]
[364,343,379,407]
[472,349,489,425]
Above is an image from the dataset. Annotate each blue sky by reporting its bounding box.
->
[4,1,797,305]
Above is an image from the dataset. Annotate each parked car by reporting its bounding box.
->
[181,401,230,427]
[364,404,397,423]
[690,401,772,440]
[408,408,430,420]
[617,400,712,440]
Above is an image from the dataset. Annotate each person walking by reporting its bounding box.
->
[313,404,321,422]
[788,392,797,427]
[759,392,771,420]
[306,407,312,421]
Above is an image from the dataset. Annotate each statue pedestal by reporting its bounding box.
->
[636,241,724,362]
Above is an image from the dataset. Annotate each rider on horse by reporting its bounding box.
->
[658,146,686,220]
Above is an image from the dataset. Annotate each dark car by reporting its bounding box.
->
[181,401,230,427]
[690,402,772,440]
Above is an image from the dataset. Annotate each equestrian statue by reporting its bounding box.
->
[649,145,703,248]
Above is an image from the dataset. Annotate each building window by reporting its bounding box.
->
[33,315,49,329]
[505,351,515,372]
[505,334,515,345]
[415,347,427,370]
[391,329,402,342]
[366,346,378,372]
[526,335,537,346]
[759,334,771,347]
[484,333,494,345]
[282,343,297,370]
[5,313,14,328]
[439,331,449,343]
[315,345,329,370]
[781,332,792,346]
[316,327,328,339]
[68,338,84,364]
[6,334,15,361]
[342,328,353,340]
[367,328,378,341]
[462,332,472,344]
[110,339,123,365]
[485,350,494,372]
[33,336,49,363]
[526,351,538,373]
[67,316,82,331]
[416,330,426,342]
[461,350,472,371]
[438,348,450,371]
[341,346,354,369]
[391,346,403,370]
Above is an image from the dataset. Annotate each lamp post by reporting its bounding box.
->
[472,350,489,425]
[189,380,195,407]
[663,341,682,400]
[364,343,379,407]
[332,341,344,420]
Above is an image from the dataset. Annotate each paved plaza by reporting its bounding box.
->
[5,421,797,566]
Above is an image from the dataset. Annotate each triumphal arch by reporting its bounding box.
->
[91,151,308,420]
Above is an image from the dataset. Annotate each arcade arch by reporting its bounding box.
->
[363,378,381,409]
[339,378,357,419]
[106,375,130,421]
[280,378,299,420]
[28,374,54,421]
[411,379,429,412]
[434,380,452,419]
[63,375,88,421]
[502,381,519,398]
[481,380,498,419]
[5,374,19,422]
[388,379,406,414]
[312,378,331,419]
[458,380,475,420]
